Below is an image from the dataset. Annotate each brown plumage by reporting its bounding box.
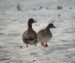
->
[37,23,56,48]
[22,18,38,47]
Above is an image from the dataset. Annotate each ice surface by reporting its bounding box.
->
[0,0,75,63]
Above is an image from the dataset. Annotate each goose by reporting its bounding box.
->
[22,18,38,47]
[37,23,56,48]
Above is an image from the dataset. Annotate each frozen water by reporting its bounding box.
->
[0,0,75,63]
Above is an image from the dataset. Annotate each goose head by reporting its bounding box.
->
[46,23,56,29]
[28,18,36,24]
[28,18,36,30]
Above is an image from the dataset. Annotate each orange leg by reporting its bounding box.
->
[44,42,48,48]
